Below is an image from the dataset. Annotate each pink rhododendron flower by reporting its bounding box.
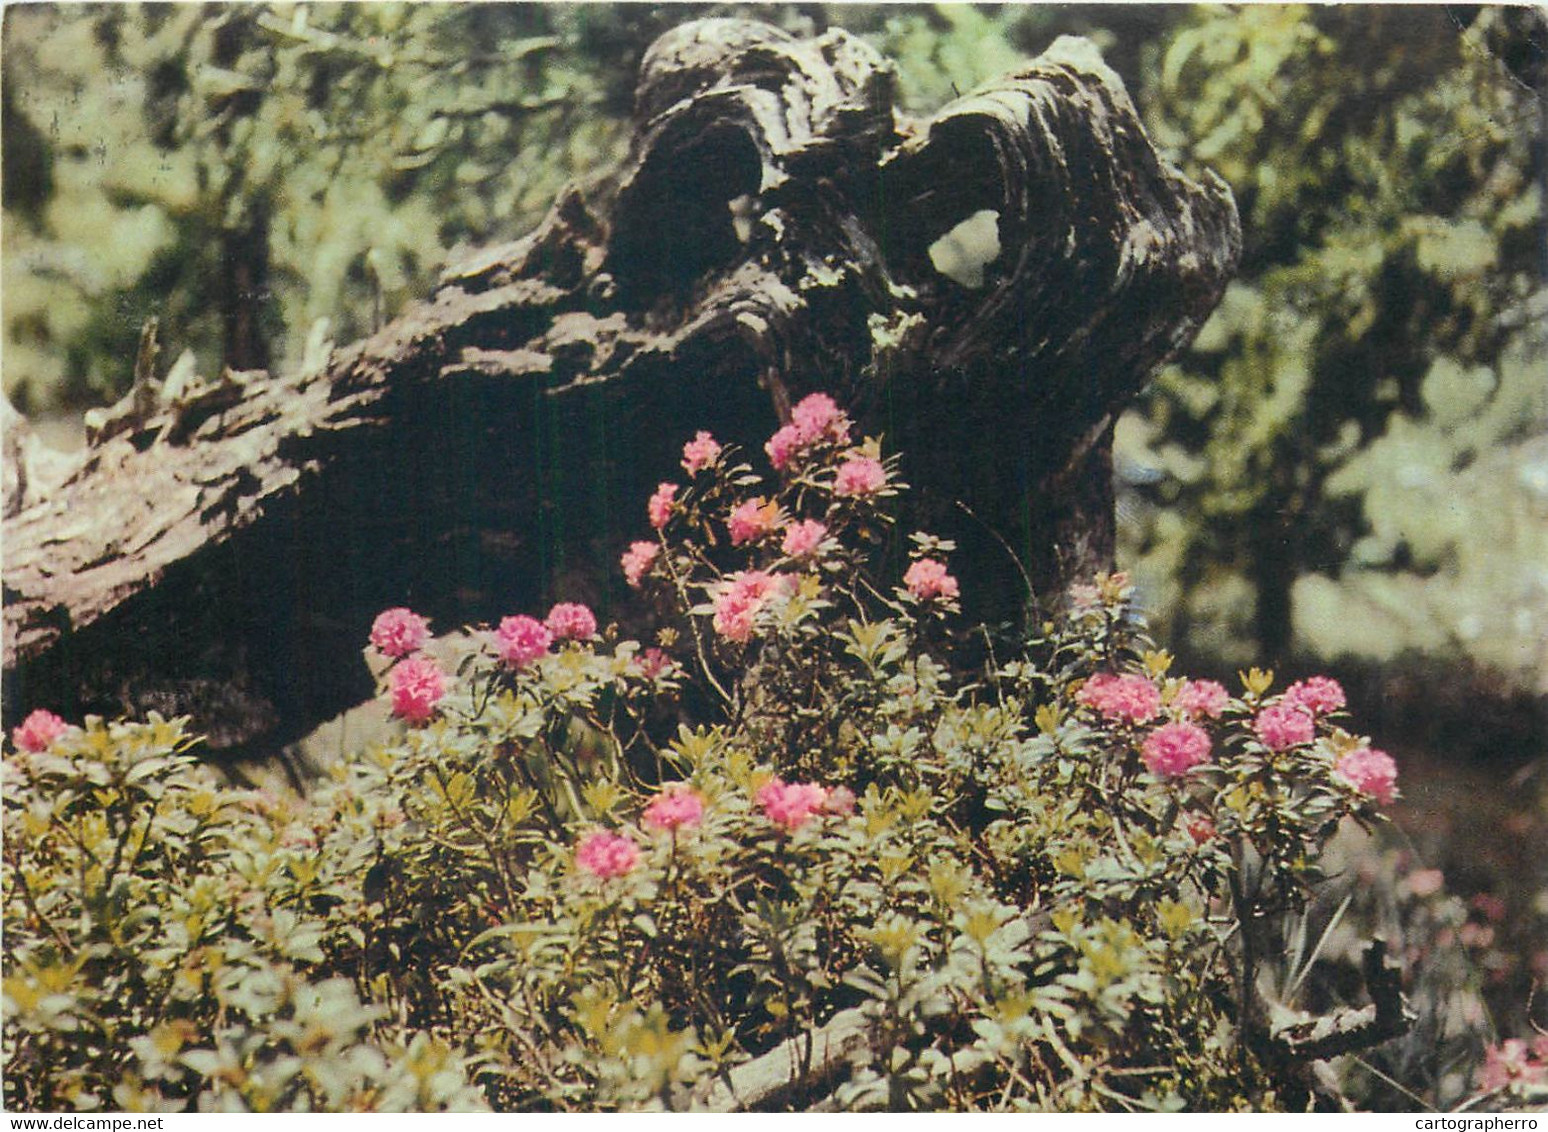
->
[621,540,659,588]
[389,656,445,724]
[576,831,641,879]
[765,391,850,469]
[634,647,676,680]
[1479,1039,1548,1092]
[493,615,552,667]
[757,777,830,831]
[1174,679,1229,719]
[833,455,886,497]
[1141,721,1213,776]
[766,424,803,470]
[1284,675,1347,716]
[781,519,827,558]
[681,430,722,475]
[369,607,430,658]
[1333,746,1398,805]
[546,602,598,641]
[1254,703,1315,750]
[1077,672,1162,724]
[648,482,678,530]
[903,558,959,602]
[12,709,70,753]
[642,783,705,833]
[791,392,850,444]
[712,570,790,643]
[728,497,779,546]
[764,389,858,470]
[1184,813,1217,845]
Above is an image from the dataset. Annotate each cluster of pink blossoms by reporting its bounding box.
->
[833,455,887,497]
[648,483,677,530]
[491,603,598,668]
[1078,672,1162,724]
[1478,1036,1548,1092]
[1174,678,1229,719]
[634,647,676,681]
[1244,676,1397,803]
[576,830,641,880]
[389,656,445,724]
[641,783,705,833]
[11,709,71,753]
[728,497,780,546]
[766,393,852,470]
[494,615,551,667]
[712,570,792,643]
[546,602,597,641]
[1284,675,1346,716]
[1141,721,1213,777]
[1332,746,1399,805]
[370,607,431,658]
[903,558,959,602]
[781,519,827,558]
[681,430,722,475]
[366,607,447,724]
[1254,702,1316,751]
[756,777,854,831]
[621,540,659,588]
[1253,677,1345,749]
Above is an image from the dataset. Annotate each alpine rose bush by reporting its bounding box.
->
[8,389,1467,1116]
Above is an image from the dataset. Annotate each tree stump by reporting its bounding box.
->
[2,20,1240,755]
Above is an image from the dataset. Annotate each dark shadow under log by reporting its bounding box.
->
[3,21,1239,755]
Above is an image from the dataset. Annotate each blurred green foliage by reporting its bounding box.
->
[1116,5,1546,690]
[2,3,668,405]
[3,3,1544,693]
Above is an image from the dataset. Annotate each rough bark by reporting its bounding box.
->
[2,20,1239,753]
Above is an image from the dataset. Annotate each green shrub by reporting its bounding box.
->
[7,395,1539,1111]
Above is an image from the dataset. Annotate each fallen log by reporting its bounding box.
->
[2,20,1239,754]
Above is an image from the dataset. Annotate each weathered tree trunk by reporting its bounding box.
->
[2,21,1239,754]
